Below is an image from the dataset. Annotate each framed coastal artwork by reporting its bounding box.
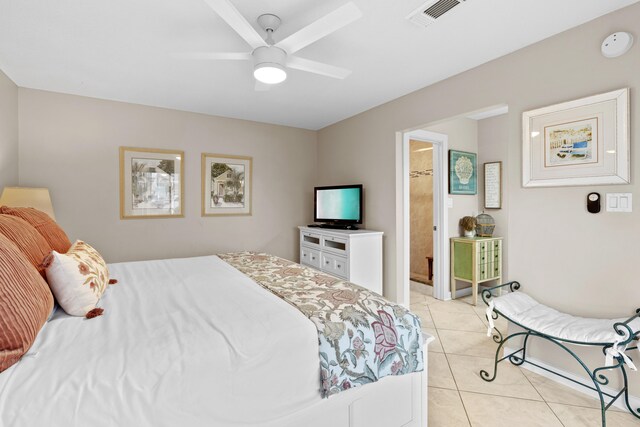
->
[119,147,184,219]
[201,153,252,216]
[449,150,477,195]
[522,88,629,187]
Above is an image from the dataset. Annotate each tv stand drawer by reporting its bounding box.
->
[300,247,321,268]
[321,235,348,254]
[321,253,348,279]
[301,231,321,249]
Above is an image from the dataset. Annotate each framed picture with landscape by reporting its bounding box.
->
[522,88,629,187]
[201,153,252,216]
[119,147,184,219]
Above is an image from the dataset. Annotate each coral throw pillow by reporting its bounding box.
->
[0,214,51,278]
[0,206,72,254]
[0,234,54,372]
[45,240,109,317]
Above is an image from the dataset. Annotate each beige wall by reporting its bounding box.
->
[0,69,18,189]
[18,89,317,264]
[477,114,509,279]
[409,140,433,280]
[318,3,640,394]
[420,118,479,294]
[424,118,479,239]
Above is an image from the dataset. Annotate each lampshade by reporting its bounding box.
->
[253,64,287,84]
[0,187,56,220]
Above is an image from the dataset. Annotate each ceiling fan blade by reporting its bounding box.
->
[202,0,267,50]
[174,52,252,60]
[287,56,351,79]
[254,81,271,91]
[275,2,362,54]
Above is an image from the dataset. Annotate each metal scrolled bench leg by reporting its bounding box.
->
[479,282,640,427]
[480,331,530,382]
[621,361,640,420]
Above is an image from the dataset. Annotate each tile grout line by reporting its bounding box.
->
[438,325,474,426]
[459,389,563,405]
[430,298,474,427]
[412,288,474,426]
[519,371,567,426]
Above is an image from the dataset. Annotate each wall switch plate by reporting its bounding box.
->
[447,197,453,208]
[606,193,632,212]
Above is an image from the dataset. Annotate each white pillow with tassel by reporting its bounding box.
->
[44,240,114,318]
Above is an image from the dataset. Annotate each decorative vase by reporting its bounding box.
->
[464,229,475,238]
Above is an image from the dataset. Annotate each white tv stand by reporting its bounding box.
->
[298,226,383,295]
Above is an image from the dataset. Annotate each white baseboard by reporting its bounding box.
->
[455,287,472,298]
[453,285,491,300]
[504,346,640,412]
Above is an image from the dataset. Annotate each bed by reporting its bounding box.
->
[0,253,430,427]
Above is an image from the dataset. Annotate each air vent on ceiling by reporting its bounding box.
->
[406,0,468,28]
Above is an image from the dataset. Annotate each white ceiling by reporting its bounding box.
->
[0,0,637,130]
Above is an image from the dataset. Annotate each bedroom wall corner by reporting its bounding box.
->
[0,68,19,189]
[17,89,318,264]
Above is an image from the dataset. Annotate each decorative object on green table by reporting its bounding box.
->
[460,216,477,238]
[449,150,477,195]
[475,213,495,237]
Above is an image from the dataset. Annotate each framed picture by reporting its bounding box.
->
[484,161,502,209]
[119,147,184,219]
[522,88,629,187]
[449,150,477,195]
[201,153,252,216]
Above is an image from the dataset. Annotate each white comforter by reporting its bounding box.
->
[0,256,321,427]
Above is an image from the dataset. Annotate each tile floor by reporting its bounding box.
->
[410,282,640,427]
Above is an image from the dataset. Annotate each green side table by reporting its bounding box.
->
[450,237,503,305]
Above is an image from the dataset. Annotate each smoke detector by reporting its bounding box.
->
[406,0,469,28]
[601,32,634,58]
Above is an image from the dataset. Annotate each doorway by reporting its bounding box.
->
[399,129,449,306]
[409,140,434,291]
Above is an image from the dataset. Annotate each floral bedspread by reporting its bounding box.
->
[217,252,424,398]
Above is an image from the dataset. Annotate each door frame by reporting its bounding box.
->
[398,129,450,306]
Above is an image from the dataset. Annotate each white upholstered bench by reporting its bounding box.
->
[480,281,639,427]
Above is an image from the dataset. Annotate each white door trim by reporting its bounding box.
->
[399,129,450,306]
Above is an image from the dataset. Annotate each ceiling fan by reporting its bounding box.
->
[188,0,362,89]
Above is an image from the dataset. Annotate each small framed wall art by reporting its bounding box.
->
[522,88,629,187]
[201,153,252,216]
[449,150,477,195]
[484,161,502,209]
[119,147,184,219]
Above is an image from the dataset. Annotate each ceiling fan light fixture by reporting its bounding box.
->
[254,63,287,84]
[252,46,288,84]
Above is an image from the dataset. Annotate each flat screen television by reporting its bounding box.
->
[314,184,363,228]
